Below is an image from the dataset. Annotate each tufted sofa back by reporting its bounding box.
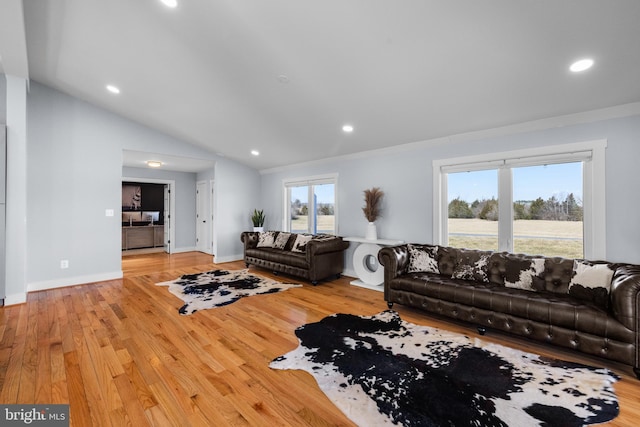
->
[488,252,574,293]
[427,245,616,310]
[435,246,590,288]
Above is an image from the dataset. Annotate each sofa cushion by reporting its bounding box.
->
[273,232,291,249]
[291,234,313,253]
[437,246,458,277]
[499,255,546,291]
[406,244,439,274]
[568,260,615,310]
[451,249,491,282]
[257,231,277,248]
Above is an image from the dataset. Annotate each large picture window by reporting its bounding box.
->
[433,141,606,259]
[284,174,337,235]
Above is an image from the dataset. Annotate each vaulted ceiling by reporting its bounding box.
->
[2,0,640,170]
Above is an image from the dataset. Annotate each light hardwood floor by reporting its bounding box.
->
[1,251,639,426]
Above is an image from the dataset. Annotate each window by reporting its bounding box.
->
[433,141,606,259]
[448,169,499,251]
[512,163,583,257]
[284,174,337,235]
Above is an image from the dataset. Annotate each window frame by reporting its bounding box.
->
[283,173,339,235]
[432,140,606,259]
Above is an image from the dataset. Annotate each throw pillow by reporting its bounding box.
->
[541,257,575,294]
[256,231,277,248]
[273,232,292,250]
[568,260,615,309]
[503,258,546,291]
[291,234,313,253]
[312,234,336,241]
[406,244,439,274]
[451,250,490,282]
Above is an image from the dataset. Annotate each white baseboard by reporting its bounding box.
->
[214,254,244,263]
[343,267,357,278]
[172,246,198,254]
[27,270,124,293]
[4,292,27,306]
[349,279,384,292]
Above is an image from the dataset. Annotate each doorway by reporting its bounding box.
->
[122,177,176,255]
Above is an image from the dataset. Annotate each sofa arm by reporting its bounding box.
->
[240,232,259,250]
[306,237,350,260]
[610,264,640,331]
[378,245,410,282]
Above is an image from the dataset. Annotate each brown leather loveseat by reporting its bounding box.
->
[378,243,640,377]
[241,231,349,285]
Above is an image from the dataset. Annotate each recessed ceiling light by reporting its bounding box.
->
[146,160,163,168]
[106,85,120,94]
[342,124,354,133]
[570,58,594,73]
[251,150,260,156]
[160,0,178,8]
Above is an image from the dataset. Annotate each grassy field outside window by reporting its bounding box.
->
[290,215,335,234]
[448,218,583,258]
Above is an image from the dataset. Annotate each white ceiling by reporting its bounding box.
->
[3,0,640,170]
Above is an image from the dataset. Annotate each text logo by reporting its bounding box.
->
[1,405,69,426]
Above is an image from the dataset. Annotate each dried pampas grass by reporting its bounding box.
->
[362,187,384,222]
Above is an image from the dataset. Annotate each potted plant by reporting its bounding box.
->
[251,209,265,232]
[362,187,384,240]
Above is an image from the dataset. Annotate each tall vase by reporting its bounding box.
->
[365,222,377,240]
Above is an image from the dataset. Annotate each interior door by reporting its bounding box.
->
[163,184,170,253]
[196,181,208,253]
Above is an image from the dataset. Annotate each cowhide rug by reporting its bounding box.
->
[270,311,619,427]
[157,269,301,315]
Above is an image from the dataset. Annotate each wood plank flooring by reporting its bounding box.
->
[1,251,639,426]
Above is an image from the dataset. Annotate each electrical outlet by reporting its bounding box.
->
[60,260,69,269]
[105,209,114,217]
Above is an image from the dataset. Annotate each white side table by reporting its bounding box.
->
[344,237,404,291]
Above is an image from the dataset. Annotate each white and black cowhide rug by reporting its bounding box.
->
[270,310,619,427]
[157,269,301,315]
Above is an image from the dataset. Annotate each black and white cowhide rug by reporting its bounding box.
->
[157,269,301,315]
[270,310,619,427]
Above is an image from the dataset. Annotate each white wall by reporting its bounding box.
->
[260,114,640,271]
[23,81,255,297]
[0,125,5,301]
[206,159,261,262]
[122,167,198,252]
[4,76,27,304]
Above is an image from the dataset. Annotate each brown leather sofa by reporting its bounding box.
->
[378,243,640,378]
[241,231,349,285]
